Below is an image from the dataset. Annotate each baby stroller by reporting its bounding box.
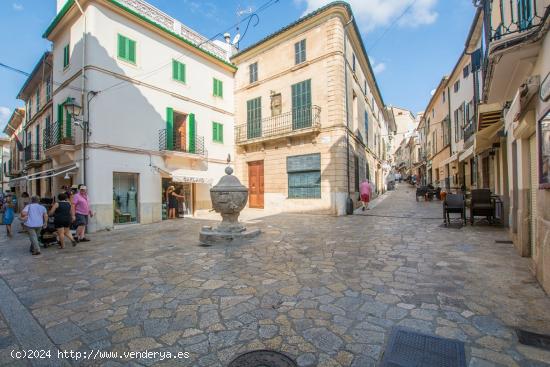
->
[40,216,59,248]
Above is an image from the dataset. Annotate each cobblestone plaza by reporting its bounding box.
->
[1,184,550,366]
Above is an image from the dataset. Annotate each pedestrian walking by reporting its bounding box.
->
[2,193,15,237]
[20,196,48,256]
[73,185,93,242]
[359,179,371,211]
[48,193,77,249]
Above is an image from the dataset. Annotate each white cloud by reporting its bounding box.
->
[369,56,387,74]
[12,3,24,11]
[373,62,386,74]
[0,107,11,127]
[297,0,438,32]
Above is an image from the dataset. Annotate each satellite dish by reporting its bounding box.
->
[232,33,241,45]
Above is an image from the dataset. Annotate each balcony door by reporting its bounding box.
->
[292,79,311,130]
[248,160,264,208]
[173,111,187,152]
[247,97,262,139]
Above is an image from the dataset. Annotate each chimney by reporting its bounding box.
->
[224,33,231,44]
[57,0,68,13]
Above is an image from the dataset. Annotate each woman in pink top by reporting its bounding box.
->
[73,185,93,242]
[359,180,371,211]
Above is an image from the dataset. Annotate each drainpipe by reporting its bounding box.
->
[343,15,354,215]
[74,0,87,186]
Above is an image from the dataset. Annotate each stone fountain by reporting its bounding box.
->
[199,162,261,245]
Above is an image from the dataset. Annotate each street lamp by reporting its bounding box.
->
[64,97,82,118]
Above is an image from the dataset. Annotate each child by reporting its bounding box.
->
[3,194,15,237]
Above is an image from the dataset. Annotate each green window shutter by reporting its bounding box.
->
[188,113,196,153]
[128,39,136,63]
[172,60,186,82]
[65,108,72,138]
[57,104,63,142]
[218,80,223,97]
[166,107,174,150]
[291,79,312,129]
[212,122,218,142]
[213,78,222,97]
[180,63,185,83]
[246,97,262,139]
[63,44,70,68]
[213,78,217,96]
[172,60,177,80]
[218,123,223,143]
[118,34,126,59]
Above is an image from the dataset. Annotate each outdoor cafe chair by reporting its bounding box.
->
[470,189,495,225]
[443,193,466,226]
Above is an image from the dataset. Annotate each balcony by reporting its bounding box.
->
[158,129,206,159]
[464,120,477,142]
[43,122,77,163]
[24,144,49,167]
[485,0,547,43]
[235,106,321,145]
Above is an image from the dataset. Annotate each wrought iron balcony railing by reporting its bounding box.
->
[236,105,321,144]
[43,122,74,150]
[159,129,206,156]
[484,0,548,42]
[24,144,44,162]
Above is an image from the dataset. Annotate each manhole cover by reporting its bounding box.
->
[516,329,550,351]
[380,327,466,367]
[228,350,297,367]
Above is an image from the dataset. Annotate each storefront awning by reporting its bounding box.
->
[459,146,474,162]
[8,164,79,186]
[475,121,502,154]
[440,153,458,167]
[170,169,212,184]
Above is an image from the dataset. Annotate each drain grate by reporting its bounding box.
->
[380,327,466,367]
[228,350,297,367]
[516,329,550,351]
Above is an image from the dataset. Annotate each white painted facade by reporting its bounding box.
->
[46,0,235,231]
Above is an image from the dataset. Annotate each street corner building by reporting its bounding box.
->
[34,0,238,231]
[230,2,392,216]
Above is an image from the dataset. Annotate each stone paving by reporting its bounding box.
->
[0,183,550,366]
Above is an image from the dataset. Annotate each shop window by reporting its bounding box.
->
[287,153,321,199]
[113,172,139,224]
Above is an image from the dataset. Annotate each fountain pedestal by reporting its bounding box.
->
[199,166,261,245]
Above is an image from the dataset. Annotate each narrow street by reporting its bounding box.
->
[0,183,548,366]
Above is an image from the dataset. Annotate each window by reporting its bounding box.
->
[213,78,223,97]
[246,97,261,139]
[442,91,446,103]
[249,62,258,83]
[212,122,223,143]
[454,80,460,93]
[294,39,306,64]
[172,59,186,83]
[291,79,312,129]
[432,131,437,153]
[364,112,369,146]
[36,89,40,113]
[363,80,367,95]
[63,44,70,68]
[46,78,51,102]
[117,34,136,63]
[352,54,356,73]
[454,109,459,143]
[463,64,470,78]
[287,153,321,199]
[432,108,434,118]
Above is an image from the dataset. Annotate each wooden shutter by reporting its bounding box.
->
[166,107,174,150]
[212,122,218,141]
[172,60,178,80]
[218,123,223,142]
[291,79,312,129]
[57,104,63,142]
[66,108,72,138]
[213,79,217,96]
[128,39,136,63]
[188,113,196,153]
[118,34,126,59]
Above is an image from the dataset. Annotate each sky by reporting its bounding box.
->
[0,0,476,130]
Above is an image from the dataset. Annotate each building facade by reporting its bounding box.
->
[479,0,550,292]
[42,0,236,231]
[231,2,390,215]
[15,52,55,199]
[3,109,25,209]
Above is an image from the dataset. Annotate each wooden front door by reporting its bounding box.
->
[248,161,264,208]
